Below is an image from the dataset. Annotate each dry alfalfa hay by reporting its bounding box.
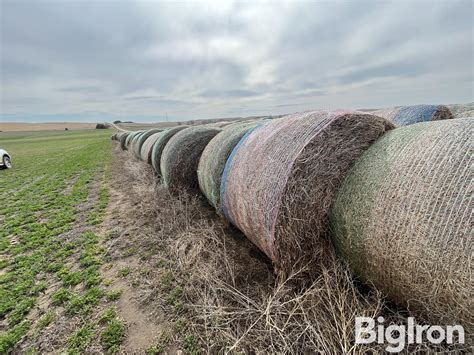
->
[150,126,189,175]
[161,126,222,193]
[198,121,259,210]
[140,132,162,163]
[220,110,393,276]
[120,132,131,150]
[372,104,454,126]
[330,118,473,331]
[134,129,162,159]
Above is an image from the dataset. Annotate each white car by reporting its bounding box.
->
[0,149,12,169]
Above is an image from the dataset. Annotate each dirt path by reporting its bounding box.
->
[98,150,168,352]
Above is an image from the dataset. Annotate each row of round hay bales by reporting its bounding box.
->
[197,120,261,210]
[151,126,189,175]
[161,125,222,193]
[372,104,454,126]
[330,118,473,331]
[220,111,394,275]
[110,113,471,331]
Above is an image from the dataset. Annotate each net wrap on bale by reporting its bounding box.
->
[140,132,162,163]
[198,121,259,210]
[330,118,473,331]
[151,126,189,175]
[448,102,474,118]
[161,126,222,192]
[220,110,393,275]
[372,104,453,126]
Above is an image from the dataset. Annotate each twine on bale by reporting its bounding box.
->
[198,121,260,210]
[330,118,473,331]
[220,110,393,276]
[161,126,222,193]
[372,104,453,126]
[151,126,189,175]
[134,129,162,159]
[140,132,162,163]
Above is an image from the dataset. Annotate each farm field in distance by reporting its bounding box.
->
[0,122,97,132]
[0,130,123,353]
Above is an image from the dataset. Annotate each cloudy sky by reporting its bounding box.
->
[1,0,472,122]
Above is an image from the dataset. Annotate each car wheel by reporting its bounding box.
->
[3,155,12,169]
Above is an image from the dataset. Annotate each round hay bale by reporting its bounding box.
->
[161,126,222,192]
[220,110,393,275]
[330,118,473,330]
[448,102,474,118]
[140,132,162,163]
[129,132,145,156]
[125,131,142,150]
[213,121,233,128]
[134,129,162,159]
[120,132,131,150]
[115,132,125,142]
[198,121,259,210]
[372,104,453,126]
[150,126,189,175]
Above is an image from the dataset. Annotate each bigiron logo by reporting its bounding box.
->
[355,317,465,353]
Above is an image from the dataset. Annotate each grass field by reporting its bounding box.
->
[0,130,126,353]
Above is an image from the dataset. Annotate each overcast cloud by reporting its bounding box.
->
[1,0,472,122]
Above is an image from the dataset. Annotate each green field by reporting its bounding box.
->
[0,130,124,353]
